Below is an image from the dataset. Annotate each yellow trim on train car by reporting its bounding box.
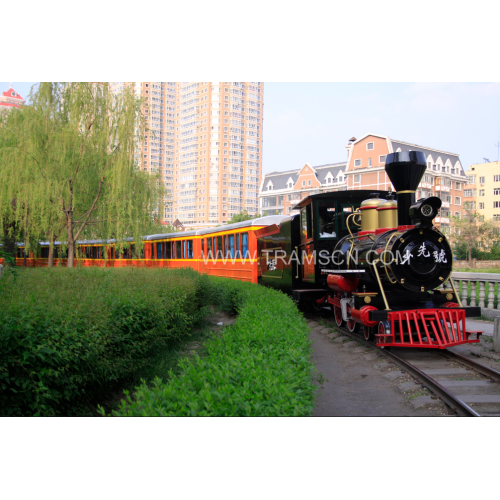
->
[150,226,265,242]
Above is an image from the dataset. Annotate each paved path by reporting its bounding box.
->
[308,321,450,416]
[467,318,494,336]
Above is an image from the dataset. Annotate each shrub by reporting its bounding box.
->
[110,277,316,417]
[0,267,201,416]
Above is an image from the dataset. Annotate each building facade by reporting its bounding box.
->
[259,162,347,215]
[111,82,263,228]
[0,85,25,110]
[463,161,500,221]
[345,133,468,231]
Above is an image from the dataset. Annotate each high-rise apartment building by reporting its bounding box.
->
[110,82,264,228]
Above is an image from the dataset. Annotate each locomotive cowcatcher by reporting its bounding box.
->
[256,151,483,349]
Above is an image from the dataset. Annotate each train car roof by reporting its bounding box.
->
[146,215,289,241]
[292,189,392,210]
[10,216,290,246]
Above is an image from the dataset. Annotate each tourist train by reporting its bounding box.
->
[2,152,482,349]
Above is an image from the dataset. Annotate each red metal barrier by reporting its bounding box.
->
[375,308,482,349]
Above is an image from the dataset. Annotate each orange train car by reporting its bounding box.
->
[2,216,287,283]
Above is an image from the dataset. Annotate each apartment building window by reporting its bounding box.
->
[368,158,372,167]
[479,203,485,209]
[494,202,500,208]
[455,197,461,205]
[466,175,476,184]
[493,215,500,221]
[302,180,306,187]
[278,196,283,206]
[379,155,386,163]
[494,188,500,195]
[494,175,500,182]
[480,176,485,184]
[479,189,485,196]
[354,174,360,183]
[308,180,311,186]
[366,142,374,150]
[455,212,460,218]
[354,159,361,167]
[455,182,461,191]
[464,189,474,197]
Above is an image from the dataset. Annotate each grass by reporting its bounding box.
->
[455,268,500,273]
[472,316,495,322]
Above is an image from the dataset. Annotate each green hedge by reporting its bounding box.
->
[0,267,201,416]
[109,276,316,416]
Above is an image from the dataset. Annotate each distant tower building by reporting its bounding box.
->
[110,82,264,228]
[0,84,25,109]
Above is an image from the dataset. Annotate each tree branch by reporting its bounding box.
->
[73,176,105,241]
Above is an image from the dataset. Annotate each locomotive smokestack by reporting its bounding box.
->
[385,151,427,228]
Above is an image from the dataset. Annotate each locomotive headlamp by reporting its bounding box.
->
[409,196,442,227]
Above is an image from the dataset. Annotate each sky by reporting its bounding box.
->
[3,82,500,175]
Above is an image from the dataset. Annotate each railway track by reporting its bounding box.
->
[307,311,500,417]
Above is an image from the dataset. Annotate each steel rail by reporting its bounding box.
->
[437,350,500,382]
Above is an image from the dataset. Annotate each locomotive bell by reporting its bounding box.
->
[385,151,427,228]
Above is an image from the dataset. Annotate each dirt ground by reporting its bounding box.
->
[308,320,455,417]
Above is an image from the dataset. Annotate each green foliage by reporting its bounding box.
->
[450,206,500,264]
[110,276,316,417]
[0,267,200,416]
[454,239,500,260]
[226,210,261,225]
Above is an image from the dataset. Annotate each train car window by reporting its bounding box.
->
[201,238,204,258]
[207,237,212,257]
[241,232,249,258]
[187,240,193,259]
[317,203,337,239]
[166,241,171,259]
[156,242,162,259]
[229,234,235,258]
[41,247,49,258]
[301,204,312,241]
[176,240,182,259]
[217,236,223,258]
[224,235,228,257]
[236,233,240,258]
[172,241,175,259]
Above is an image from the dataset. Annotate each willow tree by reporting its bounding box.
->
[0,107,32,266]
[1,82,164,267]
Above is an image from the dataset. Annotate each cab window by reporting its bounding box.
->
[300,204,312,241]
[317,203,337,239]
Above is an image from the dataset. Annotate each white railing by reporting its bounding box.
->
[451,272,500,318]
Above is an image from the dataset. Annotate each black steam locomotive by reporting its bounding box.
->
[257,151,482,348]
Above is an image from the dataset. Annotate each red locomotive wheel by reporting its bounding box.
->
[378,320,391,343]
[334,305,343,327]
[364,326,374,341]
